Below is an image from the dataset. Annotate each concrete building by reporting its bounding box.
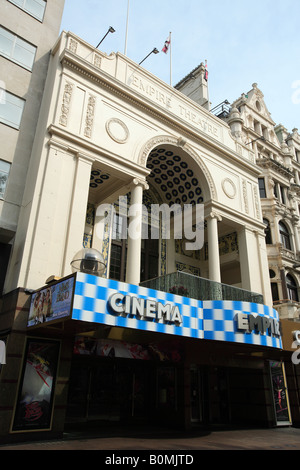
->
[224,84,300,319]
[0,0,65,294]
[0,28,298,442]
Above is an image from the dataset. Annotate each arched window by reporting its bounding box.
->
[286,274,299,302]
[279,221,292,250]
[263,218,272,244]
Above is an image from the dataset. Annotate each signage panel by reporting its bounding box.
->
[72,273,282,349]
[27,275,75,327]
[72,273,203,339]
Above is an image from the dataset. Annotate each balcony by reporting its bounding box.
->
[141,271,264,304]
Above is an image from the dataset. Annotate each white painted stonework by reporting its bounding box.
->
[5,31,272,307]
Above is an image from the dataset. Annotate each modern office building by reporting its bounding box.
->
[0,26,299,442]
[0,0,65,294]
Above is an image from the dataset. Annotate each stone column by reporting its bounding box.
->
[126,178,149,285]
[292,218,300,253]
[63,152,95,275]
[207,212,222,283]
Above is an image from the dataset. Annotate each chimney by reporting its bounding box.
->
[175,63,210,110]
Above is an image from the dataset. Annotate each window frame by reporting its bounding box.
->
[0,89,25,129]
[279,221,292,251]
[7,0,47,22]
[263,218,272,245]
[0,26,37,71]
[0,160,11,199]
[258,177,267,198]
[286,274,299,302]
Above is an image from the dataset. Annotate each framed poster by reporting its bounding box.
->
[270,361,291,426]
[27,275,75,327]
[12,339,60,432]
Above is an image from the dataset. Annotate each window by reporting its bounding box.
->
[0,27,36,71]
[271,282,279,302]
[8,0,46,21]
[0,160,10,198]
[280,186,286,205]
[109,213,127,281]
[279,221,292,250]
[0,90,25,129]
[286,274,299,302]
[273,182,287,205]
[140,223,159,282]
[258,178,266,198]
[263,218,272,244]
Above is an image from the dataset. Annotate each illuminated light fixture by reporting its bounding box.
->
[139,48,159,65]
[96,26,116,49]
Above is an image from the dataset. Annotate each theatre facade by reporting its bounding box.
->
[0,31,297,441]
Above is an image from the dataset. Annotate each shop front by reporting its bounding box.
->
[6,271,289,440]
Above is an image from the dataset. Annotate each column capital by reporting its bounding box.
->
[206,211,222,222]
[131,177,149,191]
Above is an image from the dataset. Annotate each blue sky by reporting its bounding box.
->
[60,0,300,132]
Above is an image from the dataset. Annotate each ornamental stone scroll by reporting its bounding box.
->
[59,81,74,127]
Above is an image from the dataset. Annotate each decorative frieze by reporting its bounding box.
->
[68,38,78,54]
[59,81,74,127]
[242,179,249,214]
[84,95,96,138]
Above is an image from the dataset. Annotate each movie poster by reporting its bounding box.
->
[12,339,60,431]
[270,361,291,425]
[27,276,75,327]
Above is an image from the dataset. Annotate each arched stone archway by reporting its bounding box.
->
[138,135,216,201]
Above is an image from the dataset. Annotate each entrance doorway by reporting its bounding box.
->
[190,366,230,426]
[66,359,154,424]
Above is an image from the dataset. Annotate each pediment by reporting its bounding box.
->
[244,83,275,124]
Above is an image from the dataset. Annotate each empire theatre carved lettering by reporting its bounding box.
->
[131,74,172,107]
[129,73,220,140]
[178,105,219,138]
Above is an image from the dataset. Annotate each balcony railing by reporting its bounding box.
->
[141,271,264,304]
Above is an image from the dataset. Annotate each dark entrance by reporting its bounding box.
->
[190,365,271,427]
[66,358,155,424]
[190,366,230,426]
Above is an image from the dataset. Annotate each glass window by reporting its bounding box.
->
[258,178,266,198]
[8,0,46,21]
[286,274,299,302]
[271,282,279,302]
[280,186,286,205]
[263,218,272,244]
[109,244,122,280]
[0,27,36,71]
[279,221,292,250]
[0,160,11,198]
[0,90,25,129]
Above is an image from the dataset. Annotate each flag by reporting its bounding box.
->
[162,35,171,54]
[204,60,208,81]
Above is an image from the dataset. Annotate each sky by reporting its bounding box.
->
[60,0,300,132]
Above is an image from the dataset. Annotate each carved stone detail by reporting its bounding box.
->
[253,185,261,219]
[94,54,101,68]
[105,118,129,144]
[69,38,78,54]
[84,95,96,138]
[242,179,249,214]
[59,81,73,127]
[222,178,236,199]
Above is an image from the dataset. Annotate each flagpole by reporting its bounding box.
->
[124,0,130,55]
[169,31,172,86]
